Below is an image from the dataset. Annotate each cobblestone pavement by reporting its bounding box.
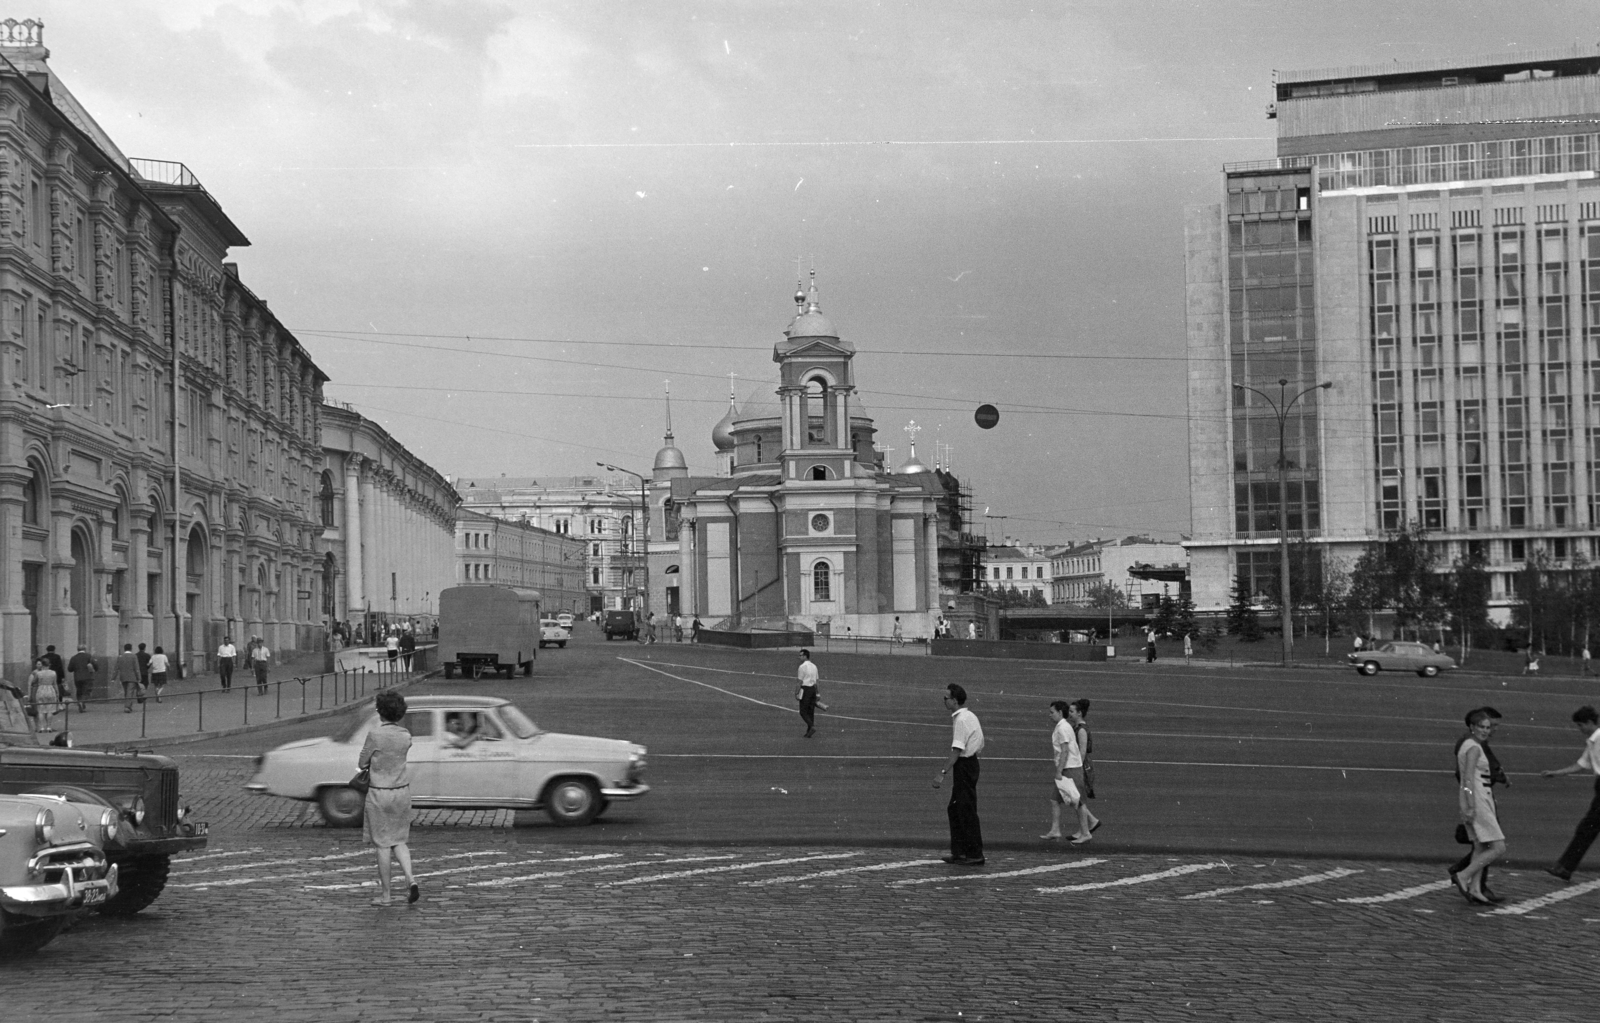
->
[10,825,1593,1022]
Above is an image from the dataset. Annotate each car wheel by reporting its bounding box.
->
[1420,665,1439,677]
[558,641,567,648]
[317,786,365,828]
[99,853,171,917]
[1360,660,1380,676]
[0,911,65,956]
[545,778,601,826]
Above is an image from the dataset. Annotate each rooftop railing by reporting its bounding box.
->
[129,158,204,188]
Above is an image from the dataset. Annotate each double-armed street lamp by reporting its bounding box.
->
[1232,377,1333,666]
[597,462,649,626]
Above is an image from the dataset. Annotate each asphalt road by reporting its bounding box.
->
[168,626,1600,866]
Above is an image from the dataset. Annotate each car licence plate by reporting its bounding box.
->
[81,888,106,906]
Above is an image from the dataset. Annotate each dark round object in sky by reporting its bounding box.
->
[974,404,999,429]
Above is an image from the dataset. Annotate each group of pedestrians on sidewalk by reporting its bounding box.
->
[1451,703,1600,904]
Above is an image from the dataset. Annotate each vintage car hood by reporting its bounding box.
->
[531,732,641,759]
[0,744,178,770]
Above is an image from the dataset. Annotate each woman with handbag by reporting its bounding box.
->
[359,689,418,907]
[1069,699,1101,843]
[1042,701,1081,840]
[27,657,61,734]
[1454,707,1505,905]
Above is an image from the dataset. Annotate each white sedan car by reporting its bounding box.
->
[246,696,647,828]
[539,619,570,648]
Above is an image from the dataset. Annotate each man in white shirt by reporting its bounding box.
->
[795,648,821,738]
[1542,705,1600,881]
[216,637,237,690]
[932,683,985,865]
[251,637,272,695]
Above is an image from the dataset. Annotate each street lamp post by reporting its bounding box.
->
[597,463,649,629]
[1232,377,1333,666]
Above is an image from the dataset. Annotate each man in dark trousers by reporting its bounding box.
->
[66,644,97,712]
[933,683,985,866]
[1541,705,1600,881]
[794,648,823,738]
[113,643,142,713]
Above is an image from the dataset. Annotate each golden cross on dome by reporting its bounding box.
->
[904,421,921,445]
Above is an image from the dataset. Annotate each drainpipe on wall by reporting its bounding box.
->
[166,229,184,677]
[722,491,740,627]
[766,491,785,621]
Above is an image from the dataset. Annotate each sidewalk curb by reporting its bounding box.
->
[81,672,438,751]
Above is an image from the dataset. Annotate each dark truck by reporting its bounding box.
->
[603,609,638,641]
[438,585,541,679]
[0,684,207,916]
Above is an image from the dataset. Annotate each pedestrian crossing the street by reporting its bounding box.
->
[160,841,1600,921]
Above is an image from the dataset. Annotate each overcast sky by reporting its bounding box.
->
[29,1,1600,544]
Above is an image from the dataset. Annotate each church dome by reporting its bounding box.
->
[654,443,688,471]
[785,309,837,340]
[711,400,738,452]
[894,455,932,475]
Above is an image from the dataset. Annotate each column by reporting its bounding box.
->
[344,456,364,619]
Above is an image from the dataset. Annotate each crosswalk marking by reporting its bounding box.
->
[1038,861,1225,894]
[171,849,520,889]
[191,849,373,874]
[1336,879,1452,905]
[172,848,263,864]
[1486,876,1600,916]
[305,853,621,890]
[742,859,945,887]
[1181,867,1360,900]
[468,854,741,887]
[606,852,858,887]
[889,859,1105,887]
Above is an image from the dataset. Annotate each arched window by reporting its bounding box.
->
[20,465,39,525]
[812,561,831,601]
[319,471,335,527]
[809,465,830,481]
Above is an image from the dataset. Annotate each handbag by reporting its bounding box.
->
[1054,776,1081,806]
[1454,822,1471,845]
[349,769,371,794]
[1082,762,1096,799]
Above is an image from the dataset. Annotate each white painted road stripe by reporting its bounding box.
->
[1181,867,1360,900]
[1039,862,1225,894]
[306,853,622,890]
[183,849,372,874]
[743,859,945,887]
[607,852,858,887]
[172,849,263,864]
[1486,876,1600,916]
[620,658,939,730]
[172,849,514,889]
[889,859,1106,887]
[468,854,742,887]
[1336,879,1452,904]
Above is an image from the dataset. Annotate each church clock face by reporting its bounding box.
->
[811,513,831,533]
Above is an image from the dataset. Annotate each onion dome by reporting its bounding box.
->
[653,381,690,479]
[653,444,688,472]
[894,453,931,475]
[711,395,738,452]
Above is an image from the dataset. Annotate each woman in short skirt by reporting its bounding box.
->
[360,689,418,906]
[1453,707,1504,905]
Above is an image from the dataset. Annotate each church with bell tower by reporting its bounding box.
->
[659,273,949,638]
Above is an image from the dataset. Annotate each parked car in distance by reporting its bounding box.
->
[1348,641,1457,677]
[556,612,575,629]
[247,696,649,828]
[0,792,119,955]
[603,609,638,641]
[438,585,540,679]
[539,619,570,649]
[0,685,206,918]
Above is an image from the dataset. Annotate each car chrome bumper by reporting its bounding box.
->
[1,855,118,911]
[600,783,650,800]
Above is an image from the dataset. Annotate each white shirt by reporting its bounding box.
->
[950,707,984,757]
[217,643,237,659]
[386,635,400,652]
[797,660,819,688]
[1051,718,1081,769]
[252,645,271,663]
[1576,728,1600,776]
[148,652,170,674]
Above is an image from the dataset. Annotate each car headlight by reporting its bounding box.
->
[122,796,146,826]
[99,808,118,844]
[176,804,190,823]
[34,807,54,844]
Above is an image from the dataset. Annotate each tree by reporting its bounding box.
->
[1446,545,1492,663]
[1226,577,1263,641]
[1173,594,1199,640]
[1151,594,1177,636]
[1344,523,1446,640]
[1085,582,1127,610]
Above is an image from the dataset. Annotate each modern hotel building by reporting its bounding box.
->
[1186,47,1600,621]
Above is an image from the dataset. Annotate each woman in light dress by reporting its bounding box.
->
[28,657,61,733]
[360,689,418,907]
[1042,700,1081,840]
[1453,707,1504,905]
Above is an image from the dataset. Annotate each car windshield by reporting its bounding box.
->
[498,704,541,739]
[331,712,375,744]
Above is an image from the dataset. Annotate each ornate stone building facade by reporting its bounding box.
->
[318,404,459,639]
[0,22,328,677]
